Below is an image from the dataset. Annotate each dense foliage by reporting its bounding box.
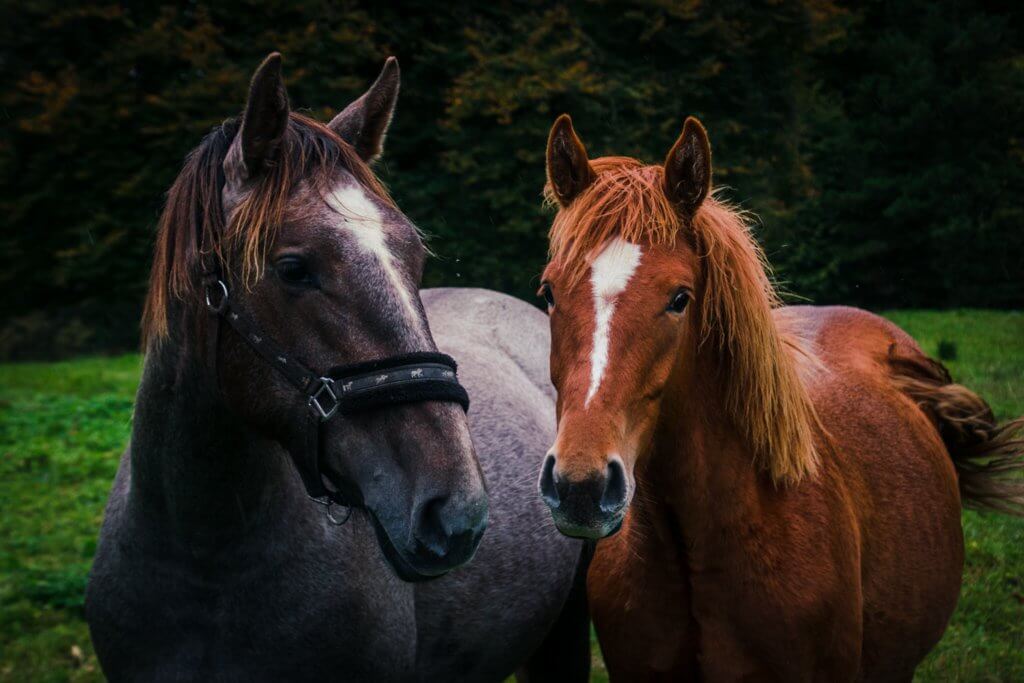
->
[2,1,1022,357]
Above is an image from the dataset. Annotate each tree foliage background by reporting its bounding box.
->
[2,0,1022,358]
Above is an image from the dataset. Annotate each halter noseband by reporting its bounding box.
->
[202,270,469,521]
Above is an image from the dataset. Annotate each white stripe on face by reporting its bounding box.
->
[325,182,424,340]
[585,238,643,407]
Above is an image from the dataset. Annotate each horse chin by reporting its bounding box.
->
[554,513,624,540]
[366,511,451,583]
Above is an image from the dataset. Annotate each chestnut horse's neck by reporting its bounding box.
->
[643,323,772,536]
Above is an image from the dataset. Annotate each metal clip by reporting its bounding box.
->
[308,377,339,420]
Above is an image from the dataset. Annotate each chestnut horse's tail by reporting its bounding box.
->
[890,348,1024,516]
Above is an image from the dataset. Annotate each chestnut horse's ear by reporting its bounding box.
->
[663,117,712,215]
[546,114,595,206]
[228,52,290,182]
[329,57,400,163]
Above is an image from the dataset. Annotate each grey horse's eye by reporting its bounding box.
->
[538,282,555,309]
[275,256,316,287]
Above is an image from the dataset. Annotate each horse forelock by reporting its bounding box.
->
[141,112,394,346]
[546,156,822,485]
[546,157,683,285]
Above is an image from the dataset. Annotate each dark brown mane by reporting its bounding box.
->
[141,112,393,345]
[546,157,821,484]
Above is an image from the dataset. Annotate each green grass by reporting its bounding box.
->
[1,312,1021,682]
[0,355,140,682]
[885,311,1024,682]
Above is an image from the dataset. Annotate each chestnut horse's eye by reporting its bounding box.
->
[539,282,555,310]
[667,289,690,314]
[275,256,315,287]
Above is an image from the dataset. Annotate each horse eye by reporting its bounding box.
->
[538,283,555,309]
[275,257,314,287]
[667,289,690,314]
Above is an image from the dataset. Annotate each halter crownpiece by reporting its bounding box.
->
[202,273,469,516]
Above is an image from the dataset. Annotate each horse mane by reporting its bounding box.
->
[545,157,821,485]
[141,112,393,345]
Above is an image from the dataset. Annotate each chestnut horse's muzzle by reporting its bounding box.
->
[539,453,627,539]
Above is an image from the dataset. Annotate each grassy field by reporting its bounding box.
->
[1,310,1021,682]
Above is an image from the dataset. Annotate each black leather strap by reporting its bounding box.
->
[327,353,469,414]
[204,274,319,394]
[201,274,470,510]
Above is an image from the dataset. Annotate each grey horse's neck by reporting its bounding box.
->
[127,340,295,557]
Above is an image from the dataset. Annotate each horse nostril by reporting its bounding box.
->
[413,492,488,560]
[600,458,628,513]
[539,453,560,508]
[415,496,450,556]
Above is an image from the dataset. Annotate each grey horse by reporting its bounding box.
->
[84,54,587,681]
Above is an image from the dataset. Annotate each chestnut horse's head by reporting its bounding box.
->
[142,55,487,580]
[537,115,818,538]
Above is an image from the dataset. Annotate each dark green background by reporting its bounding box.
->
[3,0,1022,359]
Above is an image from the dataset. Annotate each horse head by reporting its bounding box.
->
[537,115,817,539]
[143,54,488,580]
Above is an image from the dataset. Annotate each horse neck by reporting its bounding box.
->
[128,334,293,552]
[643,328,766,534]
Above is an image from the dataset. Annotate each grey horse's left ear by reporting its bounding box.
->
[226,52,290,183]
[329,57,400,163]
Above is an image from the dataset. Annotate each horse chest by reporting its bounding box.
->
[88,516,418,681]
[589,524,701,680]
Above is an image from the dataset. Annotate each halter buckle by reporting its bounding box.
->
[204,279,229,314]
[309,377,340,420]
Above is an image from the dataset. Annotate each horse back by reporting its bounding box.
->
[777,305,964,677]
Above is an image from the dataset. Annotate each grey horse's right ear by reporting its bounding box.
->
[226,52,290,183]
[329,57,400,163]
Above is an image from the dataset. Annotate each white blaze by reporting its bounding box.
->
[585,238,643,407]
[326,183,422,333]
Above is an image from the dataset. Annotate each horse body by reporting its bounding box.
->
[536,114,1024,681]
[87,55,587,682]
[589,305,965,680]
[88,288,582,682]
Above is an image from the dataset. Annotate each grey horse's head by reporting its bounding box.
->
[147,53,487,580]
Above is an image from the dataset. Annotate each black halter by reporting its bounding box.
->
[191,123,468,522]
[202,272,469,522]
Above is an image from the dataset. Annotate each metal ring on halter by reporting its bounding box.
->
[205,280,229,314]
[325,501,352,525]
[308,494,352,525]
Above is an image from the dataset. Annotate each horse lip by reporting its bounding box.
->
[365,509,448,582]
[365,505,488,583]
[552,512,624,540]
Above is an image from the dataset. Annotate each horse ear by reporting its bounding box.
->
[329,57,400,163]
[546,114,595,206]
[227,52,290,182]
[663,117,712,215]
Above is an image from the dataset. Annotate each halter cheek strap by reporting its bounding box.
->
[202,273,469,514]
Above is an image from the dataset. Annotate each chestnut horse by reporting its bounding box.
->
[536,114,1024,680]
